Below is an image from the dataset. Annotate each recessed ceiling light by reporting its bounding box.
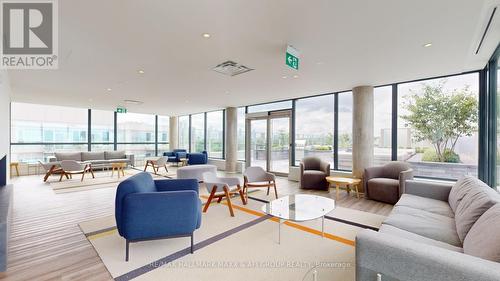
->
[124,99,143,105]
[282,76,287,79]
[202,33,211,38]
[316,61,325,65]
[106,88,112,92]
[138,70,145,74]
[88,98,93,102]
[423,43,432,47]
[293,75,299,78]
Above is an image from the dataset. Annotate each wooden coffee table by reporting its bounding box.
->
[111,162,127,178]
[325,176,362,200]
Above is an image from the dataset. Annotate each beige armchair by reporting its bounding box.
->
[364,161,413,204]
[243,166,277,200]
[59,160,94,182]
[300,157,330,190]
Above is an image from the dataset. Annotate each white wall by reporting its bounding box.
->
[0,71,11,182]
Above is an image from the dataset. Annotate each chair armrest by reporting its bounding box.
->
[300,162,305,183]
[356,230,500,281]
[320,162,330,176]
[264,172,276,181]
[155,179,199,194]
[120,191,200,240]
[398,169,414,197]
[404,179,453,201]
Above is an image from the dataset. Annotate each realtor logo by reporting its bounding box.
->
[1,0,58,69]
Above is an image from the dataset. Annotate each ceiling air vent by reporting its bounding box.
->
[212,60,254,76]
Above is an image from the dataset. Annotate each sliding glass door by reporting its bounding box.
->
[246,110,291,176]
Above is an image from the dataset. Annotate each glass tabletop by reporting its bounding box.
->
[261,194,335,221]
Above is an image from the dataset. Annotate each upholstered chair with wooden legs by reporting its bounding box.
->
[144,156,168,174]
[243,166,278,200]
[59,160,94,182]
[202,171,246,217]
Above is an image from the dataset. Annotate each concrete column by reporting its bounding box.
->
[225,107,238,172]
[352,86,374,183]
[169,116,178,150]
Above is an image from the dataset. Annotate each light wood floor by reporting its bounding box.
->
[0,167,392,281]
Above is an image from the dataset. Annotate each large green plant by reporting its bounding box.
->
[401,80,478,163]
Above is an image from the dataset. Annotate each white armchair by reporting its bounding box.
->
[144,156,168,175]
[59,160,94,182]
[202,171,246,217]
[243,166,278,200]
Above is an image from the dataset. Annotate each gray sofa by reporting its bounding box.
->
[356,176,500,281]
[49,151,135,169]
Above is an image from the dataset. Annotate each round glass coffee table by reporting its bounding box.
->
[261,194,335,244]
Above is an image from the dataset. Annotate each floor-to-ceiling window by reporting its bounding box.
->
[190,114,205,152]
[178,116,189,150]
[206,111,223,158]
[158,115,169,154]
[117,112,155,166]
[237,107,246,161]
[295,95,334,166]
[90,109,114,152]
[373,86,393,165]
[397,73,479,179]
[337,92,353,170]
[10,102,88,162]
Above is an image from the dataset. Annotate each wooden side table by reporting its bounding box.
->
[325,176,362,200]
[111,162,126,178]
[179,158,188,167]
[10,162,19,178]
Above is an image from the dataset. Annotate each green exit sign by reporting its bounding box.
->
[286,45,300,70]
[116,107,127,113]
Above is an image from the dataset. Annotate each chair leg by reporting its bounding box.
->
[190,233,194,254]
[164,164,169,173]
[203,186,217,213]
[90,167,95,178]
[125,240,130,262]
[238,185,247,205]
[223,187,234,217]
[81,171,85,182]
[59,172,64,182]
[217,196,223,203]
[267,182,270,195]
[273,181,278,199]
[143,161,149,172]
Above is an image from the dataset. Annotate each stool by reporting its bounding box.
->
[10,162,19,178]
[111,162,127,178]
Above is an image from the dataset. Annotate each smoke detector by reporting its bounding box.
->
[212,60,254,76]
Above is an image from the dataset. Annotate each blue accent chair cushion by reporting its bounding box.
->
[188,151,208,165]
[115,172,201,241]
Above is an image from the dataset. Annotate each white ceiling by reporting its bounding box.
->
[7,0,500,116]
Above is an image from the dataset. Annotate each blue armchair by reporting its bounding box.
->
[163,149,188,165]
[188,151,208,165]
[115,172,201,261]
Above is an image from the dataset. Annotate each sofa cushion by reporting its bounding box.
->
[396,194,454,218]
[383,205,461,247]
[54,152,82,161]
[379,224,463,252]
[81,152,105,161]
[367,178,399,204]
[451,176,500,242]
[463,204,500,262]
[449,176,476,213]
[105,151,126,160]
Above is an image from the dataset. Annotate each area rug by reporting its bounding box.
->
[50,170,175,194]
[79,193,385,281]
